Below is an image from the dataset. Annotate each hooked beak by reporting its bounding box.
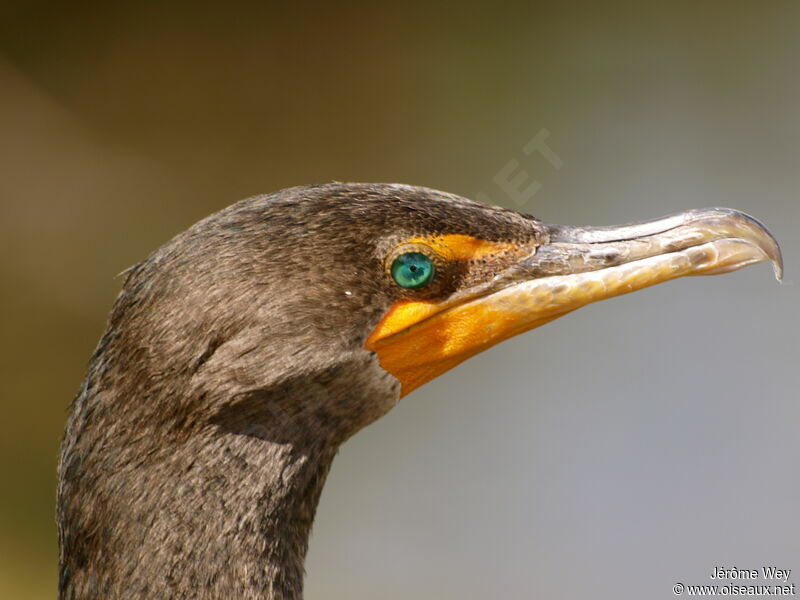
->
[366,208,783,396]
[539,207,782,279]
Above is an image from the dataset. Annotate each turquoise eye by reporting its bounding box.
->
[391,252,434,289]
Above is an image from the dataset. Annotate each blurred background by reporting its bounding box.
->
[1,2,798,598]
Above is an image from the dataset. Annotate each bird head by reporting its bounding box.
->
[105,182,781,445]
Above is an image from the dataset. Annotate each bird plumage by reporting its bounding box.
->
[58,183,543,599]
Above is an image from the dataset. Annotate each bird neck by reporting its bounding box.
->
[198,435,337,600]
[60,412,338,600]
[60,331,399,599]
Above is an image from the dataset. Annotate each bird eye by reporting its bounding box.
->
[390,252,435,289]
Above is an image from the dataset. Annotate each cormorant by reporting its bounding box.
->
[58,183,782,599]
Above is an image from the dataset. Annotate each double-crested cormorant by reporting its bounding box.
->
[58,183,782,599]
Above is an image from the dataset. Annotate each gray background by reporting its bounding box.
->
[0,2,797,598]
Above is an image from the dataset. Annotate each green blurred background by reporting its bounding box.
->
[1,2,798,599]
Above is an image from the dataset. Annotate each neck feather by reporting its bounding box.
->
[59,404,337,600]
[59,320,398,600]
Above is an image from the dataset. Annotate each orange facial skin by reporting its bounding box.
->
[366,233,533,396]
[404,234,519,263]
